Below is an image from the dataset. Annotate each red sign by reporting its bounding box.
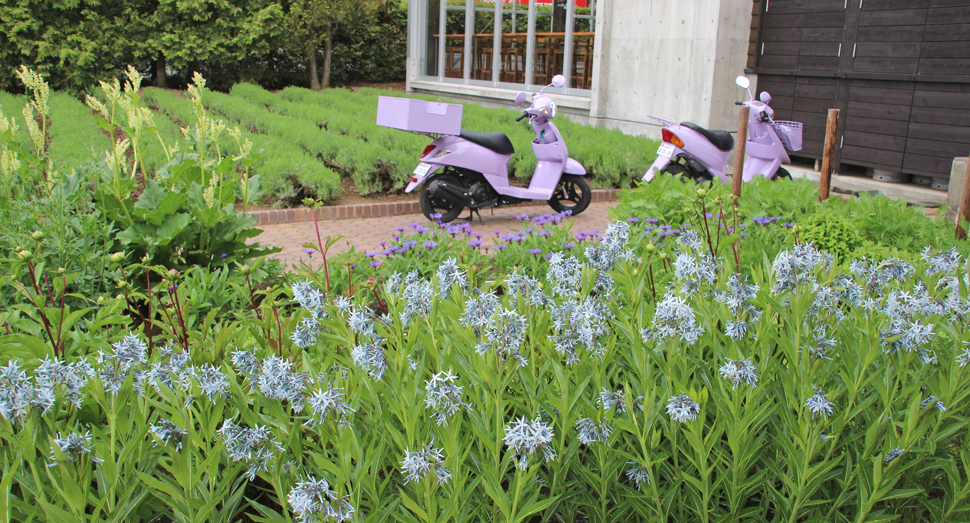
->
[501,0,590,7]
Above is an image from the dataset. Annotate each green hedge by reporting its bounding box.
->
[141,88,340,206]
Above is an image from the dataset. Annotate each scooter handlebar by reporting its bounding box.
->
[516,111,529,122]
[735,101,744,105]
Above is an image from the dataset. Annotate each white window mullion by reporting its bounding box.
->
[437,0,446,80]
[562,0,576,91]
[525,0,537,87]
[463,0,474,82]
[492,0,502,85]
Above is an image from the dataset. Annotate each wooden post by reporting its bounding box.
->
[732,106,749,201]
[819,108,840,201]
[957,152,970,239]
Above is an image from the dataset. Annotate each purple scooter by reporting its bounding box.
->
[642,75,802,183]
[735,75,802,181]
[379,75,590,223]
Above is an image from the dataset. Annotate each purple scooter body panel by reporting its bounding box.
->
[383,74,589,214]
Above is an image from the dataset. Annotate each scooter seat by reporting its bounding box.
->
[459,129,515,155]
[681,122,734,152]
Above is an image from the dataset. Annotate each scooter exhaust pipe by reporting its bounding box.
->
[428,179,471,208]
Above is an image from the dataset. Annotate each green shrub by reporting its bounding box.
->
[795,210,862,262]
[615,175,970,267]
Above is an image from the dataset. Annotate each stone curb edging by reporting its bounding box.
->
[248,189,619,226]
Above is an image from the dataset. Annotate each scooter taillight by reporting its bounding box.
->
[662,129,685,148]
[421,145,435,158]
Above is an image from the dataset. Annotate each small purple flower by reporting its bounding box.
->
[403,240,418,249]
[395,226,407,232]
[221,253,228,259]
[413,226,430,234]
[303,249,316,258]
[394,235,401,241]
[474,233,483,239]
[516,214,529,221]
[423,241,438,250]
[468,240,483,248]
[564,242,574,250]
[350,264,356,270]
[537,230,552,238]
[562,210,572,216]
[627,217,639,223]
[529,248,542,255]
[494,244,506,251]
[545,253,552,260]
[523,227,535,235]
[365,251,377,258]
[168,284,177,292]
[380,241,386,247]
[493,229,502,235]
[370,260,381,268]
[430,213,443,220]
[705,213,714,220]
[645,218,659,224]
[782,222,795,228]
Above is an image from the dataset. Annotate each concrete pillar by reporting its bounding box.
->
[588,0,751,138]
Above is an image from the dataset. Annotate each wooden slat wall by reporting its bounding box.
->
[753,0,970,181]
[758,75,838,159]
[747,1,760,70]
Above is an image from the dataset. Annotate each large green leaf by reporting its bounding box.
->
[134,180,187,225]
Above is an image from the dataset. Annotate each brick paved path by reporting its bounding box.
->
[254,201,618,269]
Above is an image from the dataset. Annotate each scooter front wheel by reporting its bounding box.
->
[772,167,792,181]
[418,171,465,223]
[548,175,591,216]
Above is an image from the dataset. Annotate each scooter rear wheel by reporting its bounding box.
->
[419,171,465,223]
[662,162,712,185]
[548,175,592,215]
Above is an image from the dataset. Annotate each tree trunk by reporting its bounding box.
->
[321,24,332,90]
[309,29,321,91]
[155,56,167,88]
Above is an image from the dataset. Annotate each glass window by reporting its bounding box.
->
[571,0,595,89]
[472,6,495,80]
[422,0,594,90]
[444,3,467,79]
[425,0,440,76]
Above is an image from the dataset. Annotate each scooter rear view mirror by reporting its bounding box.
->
[736,75,754,101]
[515,92,527,106]
[760,91,772,104]
[551,74,566,88]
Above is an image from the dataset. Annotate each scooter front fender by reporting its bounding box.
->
[564,157,586,175]
[404,163,442,193]
[741,157,782,182]
[642,155,674,182]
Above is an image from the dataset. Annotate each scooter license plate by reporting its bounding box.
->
[413,163,433,177]
[657,144,675,158]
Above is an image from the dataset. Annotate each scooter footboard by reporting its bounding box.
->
[642,155,673,182]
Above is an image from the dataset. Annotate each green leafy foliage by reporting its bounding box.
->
[1,212,969,522]
[795,210,861,262]
[0,0,406,93]
[615,175,969,267]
